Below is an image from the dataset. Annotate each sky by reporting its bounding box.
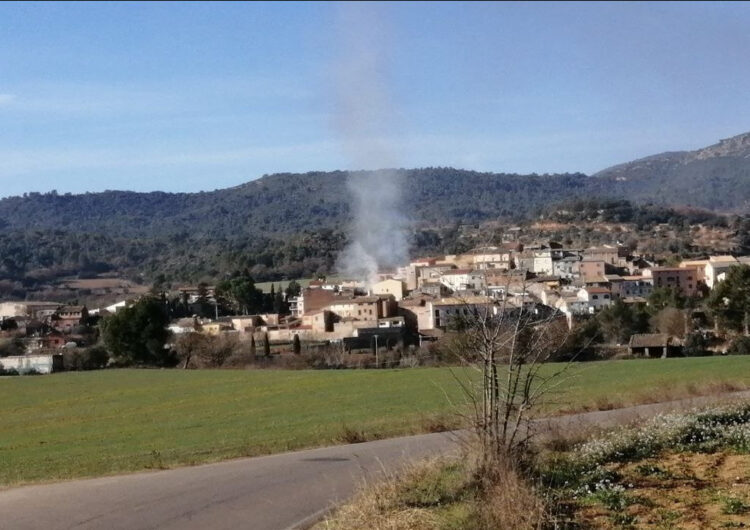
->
[1,1,749,197]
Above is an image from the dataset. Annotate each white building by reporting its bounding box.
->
[532,250,554,275]
[427,296,497,330]
[578,287,612,312]
[439,269,486,293]
[0,354,62,374]
[705,255,739,289]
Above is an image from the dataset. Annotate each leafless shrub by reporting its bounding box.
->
[173,333,241,368]
[447,290,574,467]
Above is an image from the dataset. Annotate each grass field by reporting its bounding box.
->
[255,275,345,294]
[3,356,750,487]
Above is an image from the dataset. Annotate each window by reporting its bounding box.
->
[592,295,599,300]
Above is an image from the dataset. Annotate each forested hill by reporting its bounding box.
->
[1,132,750,289]
[592,132,750,212]
[0,168,589,238]
[3,131,750,241]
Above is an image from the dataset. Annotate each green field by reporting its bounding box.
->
[2,356,750,487]
[255,275,344,294]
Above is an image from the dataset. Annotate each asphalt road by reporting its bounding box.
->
[3,390,750,530]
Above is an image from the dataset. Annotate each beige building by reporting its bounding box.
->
[584,246,622,266]
[371,279,406,301]
[579,258,606,282]
[0,301,60,320]
[679,259,709,283]
[302,310,334,333]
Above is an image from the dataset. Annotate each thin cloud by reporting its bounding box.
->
[0,77,314,117]
[0,140,339,179]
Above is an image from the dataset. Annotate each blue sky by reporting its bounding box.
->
[1,1,749,197]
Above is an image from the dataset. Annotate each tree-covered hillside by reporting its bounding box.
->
[2,128,750,292]
[0,168,589,237]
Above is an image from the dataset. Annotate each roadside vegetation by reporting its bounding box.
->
[321,403,750,529]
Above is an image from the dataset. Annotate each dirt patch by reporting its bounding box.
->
[574,452,750,529]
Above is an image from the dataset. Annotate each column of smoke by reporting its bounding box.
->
[333,4,408,288]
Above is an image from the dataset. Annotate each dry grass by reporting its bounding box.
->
[474,460,547,530]
[318,452,547,530]
[318,458,457,530]
[336,425,371,444]
[419,413,460,434]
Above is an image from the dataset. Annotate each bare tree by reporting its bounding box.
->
[174,332,210,369]
[447,288,573,467]
[174,333,238,368]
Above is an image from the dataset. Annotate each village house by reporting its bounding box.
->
[469,247,513,270]
[705,255,739,289]
[514,251,535,272]
[24,333,67,351]
[325,295,397,321]
[579,257,607,283]
[553,255,582,280]
[555,295,592,326]
[371,278,406,301]
[230,315,264,334]
[414,281,450,298]
[0,301,60,320]
[301,309,335,333]
[426,296,497,330]
[415,264,458,288]
[679,259,709,283]
[645,267,699,296]
[532,249,555,275]
[578,286,612,311]
[439,269,486,293]
[397,296,435,334]
[584,245,624,266]
[51,305,88,333]
[618,275,653,298]
[289,287,340,318]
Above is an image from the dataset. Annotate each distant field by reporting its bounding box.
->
[255,275,344,294]
[2,357,750,486]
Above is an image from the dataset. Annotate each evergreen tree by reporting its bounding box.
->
[709,264,750,335]
[101,297,173,366]
[263,332,271,357]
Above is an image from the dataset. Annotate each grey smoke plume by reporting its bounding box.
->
[333,4,408,286]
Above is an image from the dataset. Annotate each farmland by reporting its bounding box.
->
[3,356,750,487]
